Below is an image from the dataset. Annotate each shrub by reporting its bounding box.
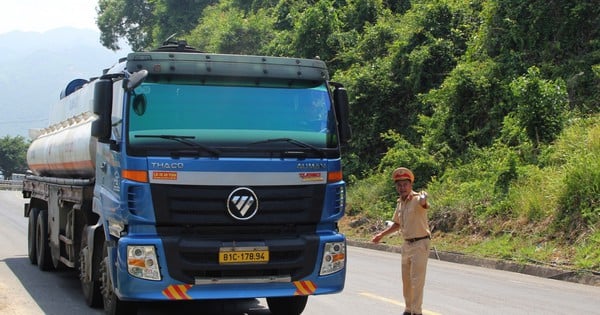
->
[550,116,600,237]
[346,172,396,219]
[509,66,569,146]
[377,130,440,190]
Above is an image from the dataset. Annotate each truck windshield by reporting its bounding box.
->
[126,80,338,157]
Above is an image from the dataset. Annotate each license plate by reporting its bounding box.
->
[219,247,269,264]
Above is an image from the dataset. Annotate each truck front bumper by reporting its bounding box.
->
[109,233,346,301]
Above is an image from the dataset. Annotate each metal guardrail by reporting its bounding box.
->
[0,180,22,190]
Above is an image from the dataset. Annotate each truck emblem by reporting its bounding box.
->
[227,187,259,221]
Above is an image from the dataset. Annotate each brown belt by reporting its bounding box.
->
[405,235,430,243]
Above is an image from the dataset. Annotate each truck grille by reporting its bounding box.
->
[150,184,325,283]
[151,184,325,225]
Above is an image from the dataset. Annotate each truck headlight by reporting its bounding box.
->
[319,242,346,276]
[127,245,161,281]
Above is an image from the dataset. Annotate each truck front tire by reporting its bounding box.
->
[266,296,308,315]
[101,242,136,315]
[80,226,103,307]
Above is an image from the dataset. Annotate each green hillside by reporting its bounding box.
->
[345,115,599,271]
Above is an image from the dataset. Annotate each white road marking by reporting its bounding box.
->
[359,291,442,315]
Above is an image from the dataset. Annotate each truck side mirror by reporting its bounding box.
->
[124,70,148,91]
[91,79,113,143]
[333,85,352,145]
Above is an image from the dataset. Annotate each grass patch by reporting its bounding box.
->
[574,231,600,271]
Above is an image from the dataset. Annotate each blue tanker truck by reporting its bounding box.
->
[22,41,351,315]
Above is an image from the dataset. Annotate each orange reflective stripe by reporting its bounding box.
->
[162,284,192,300]
[28,161,94,172]
[293,280,317,296]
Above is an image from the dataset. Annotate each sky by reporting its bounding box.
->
[0,0,99,34]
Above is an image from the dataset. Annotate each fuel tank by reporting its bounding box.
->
[27,80,98,178]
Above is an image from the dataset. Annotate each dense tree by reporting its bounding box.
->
[152,0,212,45]
[187,1,275,54]
[343,0,382,31]
[0,136,28,178]
[473,0,600,114]
[336,0,479,174]
[230,0,279,13]
[97,0,216,51]
[510,66,568,147]
[288,0,343,61]
[420,60,507,159]
[97,0,156,51]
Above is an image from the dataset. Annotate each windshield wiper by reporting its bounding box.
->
[250,138,326,158]
[135,134,220,157]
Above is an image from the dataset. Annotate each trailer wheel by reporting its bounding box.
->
[266,296,308,315]
[27,207,40,265]
[80,227,103,307]
[100,242,136,315]
[36,210,53,271]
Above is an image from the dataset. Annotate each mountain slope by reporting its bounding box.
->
[0,28,129,138]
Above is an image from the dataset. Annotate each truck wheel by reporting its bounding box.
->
[100,242,136,315]
[36,210,53,271]
[27,207,40,265]
[80,227,103,307]
[266,296,308,315]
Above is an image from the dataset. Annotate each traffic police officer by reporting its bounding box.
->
[372,167,431,315]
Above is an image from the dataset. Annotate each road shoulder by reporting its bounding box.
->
[348,239,600,287]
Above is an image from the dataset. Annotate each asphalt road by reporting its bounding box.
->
[1,189,599,315]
